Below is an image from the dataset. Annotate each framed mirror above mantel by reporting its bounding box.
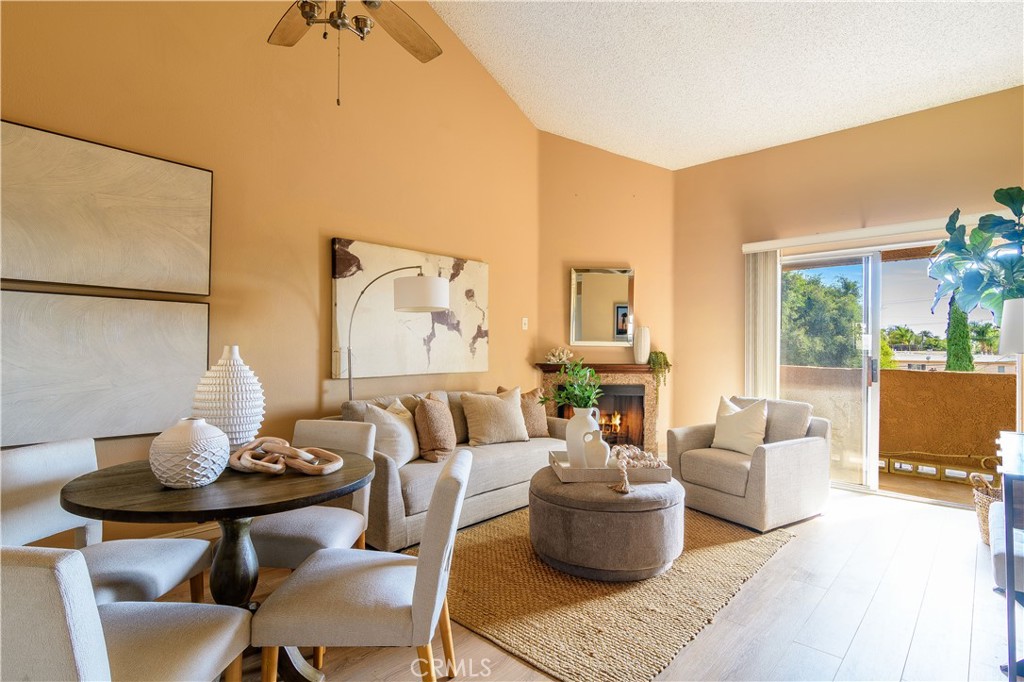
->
[569,267,634,346]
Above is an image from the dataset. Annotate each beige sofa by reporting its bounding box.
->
[340,391,567,551]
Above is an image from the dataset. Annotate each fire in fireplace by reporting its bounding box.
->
[557,384,645,448]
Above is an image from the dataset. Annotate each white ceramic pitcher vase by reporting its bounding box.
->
[566,406,600,468]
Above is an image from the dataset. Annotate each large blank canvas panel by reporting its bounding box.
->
[0,122,212,294]
[332,238,488,379]
[1,292,208,446]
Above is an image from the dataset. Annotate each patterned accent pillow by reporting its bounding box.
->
[415,392,457,462]
[497,385,549,438]
[462,388,529,446]
[365,398,419,466]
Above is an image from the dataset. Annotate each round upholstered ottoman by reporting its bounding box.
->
[528,467,685,581]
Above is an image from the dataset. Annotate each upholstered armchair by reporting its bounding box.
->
[667,397,831,532]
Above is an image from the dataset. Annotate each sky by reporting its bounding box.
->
[799,259,991,336]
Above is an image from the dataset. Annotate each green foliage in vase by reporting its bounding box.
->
[928,186,1024,325]
[945,295,975,372]
[539,359,603,409]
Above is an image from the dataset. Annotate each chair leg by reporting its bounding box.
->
[224,653,243,682]
[355,531,366,550]
[416,643,437,682]
[189,572,204,603]
[313,646,325,670]
[262,646,279,682]
[440,597,456,677]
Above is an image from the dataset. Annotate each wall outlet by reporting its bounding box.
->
[522,317,529,330]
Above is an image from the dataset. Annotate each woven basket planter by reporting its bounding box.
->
[970,472,1001,545]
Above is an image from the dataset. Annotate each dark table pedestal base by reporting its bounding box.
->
[210,518,259,608]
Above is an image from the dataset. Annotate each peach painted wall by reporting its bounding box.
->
[1,1,539,539]
[537,132,675,445]
[672,87,1024,426]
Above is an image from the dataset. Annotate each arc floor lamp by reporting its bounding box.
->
[346,267,449,400]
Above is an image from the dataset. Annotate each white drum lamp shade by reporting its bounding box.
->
[1000,298,1024,354]
[394,275,449,312]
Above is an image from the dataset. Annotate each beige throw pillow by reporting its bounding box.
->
[415,392,457,462]
[365,398,419,466]
[462,388,529,446]
[711,396,767,456]
[497,385,549,438]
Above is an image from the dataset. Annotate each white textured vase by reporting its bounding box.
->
[149,418,230,489]
[192,345,265,449]
[566,406,601,468]
[633,326,651,364]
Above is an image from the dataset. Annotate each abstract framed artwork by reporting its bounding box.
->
[331,237,488,380]
[0,121,212,295]
[1,291,209,446]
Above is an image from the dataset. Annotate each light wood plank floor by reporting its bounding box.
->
[165,490,1010,681]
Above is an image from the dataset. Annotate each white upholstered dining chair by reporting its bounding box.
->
[1,545,250,682]
[252,449,472,682]
[0,437,212,605]
[249,419,376,567]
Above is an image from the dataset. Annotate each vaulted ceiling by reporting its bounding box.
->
[431,1,1024,170]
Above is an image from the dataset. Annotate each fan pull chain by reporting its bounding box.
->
[336,29,342,106]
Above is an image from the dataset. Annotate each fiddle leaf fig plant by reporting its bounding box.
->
[928,186,1024,325]
[539,359,603,409]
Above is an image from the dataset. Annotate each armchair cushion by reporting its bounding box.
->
[711,396,766,455]
[678,448,752,497]
[731,396,812,443]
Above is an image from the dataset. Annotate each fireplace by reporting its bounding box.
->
[538,362,659,452]
[556,384,645,447]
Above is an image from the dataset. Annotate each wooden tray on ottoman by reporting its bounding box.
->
[548,451,672,483]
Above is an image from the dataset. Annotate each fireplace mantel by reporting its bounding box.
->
[535,362,659,452]
[534,363,652,374]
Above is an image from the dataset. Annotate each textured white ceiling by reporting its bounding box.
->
[430,1,1024,170]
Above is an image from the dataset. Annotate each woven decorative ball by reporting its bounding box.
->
[192,345,266,449]
[149,418,230,489]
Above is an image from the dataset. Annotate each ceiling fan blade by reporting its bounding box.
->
[268,2,312,47]
[360,1,442,63]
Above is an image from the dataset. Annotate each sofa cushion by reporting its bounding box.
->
[679,447,752,497]
[497,386,549,438]
[731,396,812,443]
[462,389,529,446]
[399,438,561,516]
[446,391,486,445]
[342,392,442,423]
[415,393,456,462]
[365,399,420,467]
[711,396,766,455]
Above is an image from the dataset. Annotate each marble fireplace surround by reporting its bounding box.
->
[536,363,659,453]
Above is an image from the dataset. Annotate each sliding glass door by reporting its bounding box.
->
[780,253,880,489]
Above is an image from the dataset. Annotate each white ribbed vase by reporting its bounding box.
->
[633,326,651,364]
[192,345,265,449]
[149,418,230,489]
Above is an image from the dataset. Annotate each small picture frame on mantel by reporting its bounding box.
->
[614,303,629,338]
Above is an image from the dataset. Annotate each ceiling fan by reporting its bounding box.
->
[268,0,442,63]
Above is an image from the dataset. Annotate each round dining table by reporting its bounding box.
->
[60,455,375,608]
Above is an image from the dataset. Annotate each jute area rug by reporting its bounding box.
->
[413,507,793,682]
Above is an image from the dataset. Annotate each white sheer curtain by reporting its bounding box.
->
[744,250,780,398]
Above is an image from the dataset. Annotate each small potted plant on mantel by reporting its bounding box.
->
[540,359,603,468]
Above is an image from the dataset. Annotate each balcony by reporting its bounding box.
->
[781,365,1016,505]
